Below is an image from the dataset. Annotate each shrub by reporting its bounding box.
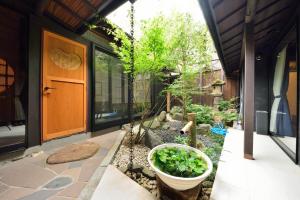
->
[170,106,183,116]
[174,135,190,145]
[151,147,208,178]
[217,100,232,111]
[220,110,238,123]
[187,104,214,125]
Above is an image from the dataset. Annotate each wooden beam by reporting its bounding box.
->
[223,31,243,44]
[52,0,86,23]
[220,20,244,36]
[255,6,290,26]
[244,21,255,160]
[76,0,128,34]
[217,3,246,24]
[82,0,97,12]
[223,40,242,51]
[166,92,171,113]
[35,0,50,16]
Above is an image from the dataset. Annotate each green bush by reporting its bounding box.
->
[187,104,214,125]
[218,100,232,111]
[151,147,208,178]
[174,135,190,145]
[170,106,183,116]
[220,111,238,123]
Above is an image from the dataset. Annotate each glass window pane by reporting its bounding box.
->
[94,49,127,124]
[270,28,297,155]
[133,74,151,116]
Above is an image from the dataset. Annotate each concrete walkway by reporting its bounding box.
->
[0,130,125,200]
[211,128,300,200]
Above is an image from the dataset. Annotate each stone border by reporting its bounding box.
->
[78,130,127,200]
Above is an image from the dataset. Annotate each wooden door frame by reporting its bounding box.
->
[41,29,87,142]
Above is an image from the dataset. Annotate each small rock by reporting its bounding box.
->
[133,125,145,135]
[202,195,209,200]
[131,163,143,173]
[144,119,161,129]
[170,127,177,131]
[196,139,205,149]
[157,111,167,122]
[202,181,213,188]
[173,113,184,121]
[119,165,128,174]
[202,188,212,195]
[144,182,152,190]
[162,123,170,130]
[170,106,182,116]
[197,124,212,135]
[142,168,156,180]
[145,130,163,149]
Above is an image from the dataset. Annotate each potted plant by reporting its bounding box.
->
[147,143,213,191]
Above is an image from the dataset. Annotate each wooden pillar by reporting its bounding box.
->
[187,113,197,148]
[166,92,171,113]
[243,22,255,160]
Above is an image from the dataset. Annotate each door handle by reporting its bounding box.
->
[44,86,56,90]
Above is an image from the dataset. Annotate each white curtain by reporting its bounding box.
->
[269,46,287,132]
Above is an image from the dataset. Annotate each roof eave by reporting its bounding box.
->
[198,0,229,76]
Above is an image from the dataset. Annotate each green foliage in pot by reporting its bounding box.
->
[151,147,208,178]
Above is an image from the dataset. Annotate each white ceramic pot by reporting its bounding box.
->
[147,143,213,191]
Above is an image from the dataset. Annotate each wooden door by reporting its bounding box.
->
[42,30,87,141]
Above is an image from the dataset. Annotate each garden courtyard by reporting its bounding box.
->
[0,0,300,199]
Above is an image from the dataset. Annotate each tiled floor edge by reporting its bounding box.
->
[78,130,127,200]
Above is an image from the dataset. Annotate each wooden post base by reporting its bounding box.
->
[156,175,202,200]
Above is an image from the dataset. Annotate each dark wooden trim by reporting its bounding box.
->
[224,46,242,57]
[223,40,242,51]
[297,16,300,164]
[244,21,255,159]
[213,0,223,9]
[223,31,243,44]
[52,0,87,24]
[198,0,228,75]
[256,0,281,14]
[82,0,97,12]
[217,3,246,24]
[35,0,50,16]
[76,0,127,34]
[254,21,281,35]
[44,12,76,31]
[220,20,244,36]
[225,52,241,60]
[255,6,290,26]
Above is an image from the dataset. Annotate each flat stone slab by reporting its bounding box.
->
[91,165,154,200]
[0,163,56,189]
[43,177,73,189]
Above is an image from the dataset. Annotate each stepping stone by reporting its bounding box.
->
[91,165,154,200]
[43,177,73,189]
[18,189,59,200]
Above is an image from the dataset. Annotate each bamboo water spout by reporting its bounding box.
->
[180,121,193,135]
[180,113,197,147]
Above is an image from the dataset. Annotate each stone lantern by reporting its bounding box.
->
[211,79,225,107]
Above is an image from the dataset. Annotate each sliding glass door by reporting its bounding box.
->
[0,6,27,152]
[270,27,298,160]
[93,47,127,128]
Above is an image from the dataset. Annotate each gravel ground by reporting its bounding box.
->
[112,118,219,200]
[157,121,185,143]
[112,144,151,169]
